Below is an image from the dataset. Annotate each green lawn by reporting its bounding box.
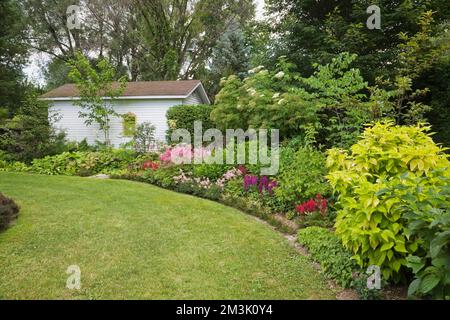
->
[0,172,335,300]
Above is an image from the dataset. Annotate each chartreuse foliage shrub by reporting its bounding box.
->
[274,147,331,212]
[166,104,215,142]
[298,227,357,288]
[327,121,450,282]
[391,173,450,299]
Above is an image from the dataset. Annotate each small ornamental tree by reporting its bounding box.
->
[68,52,127,147]
[133,122,156,154]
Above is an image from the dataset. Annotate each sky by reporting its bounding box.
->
[24,0,267,86]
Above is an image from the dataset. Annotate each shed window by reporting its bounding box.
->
[122,113,137,137]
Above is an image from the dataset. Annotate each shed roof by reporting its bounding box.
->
[41,80,204,99]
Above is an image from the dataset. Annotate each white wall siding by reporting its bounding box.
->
[184,90,202,105]
[50,98,183,147]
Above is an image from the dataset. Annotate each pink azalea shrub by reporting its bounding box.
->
[159,145,211,165]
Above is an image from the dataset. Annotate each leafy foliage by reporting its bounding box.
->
[298,227,357,288]
[392,174,450,299]
[374,11,450,126]
[0,0,28,115]
[241,3,450,146]
[67,52,127,147]
[0,92,67,163]
[212,53,380,147]
[29,150,137,177]
[274,147,331,212]
[166,104,215,143]
[122,113,137,137]
[135,0,255,81]
[265,0,450,82]
[205,28,251,99]
[327,121,450,281]
[193,163,232,181]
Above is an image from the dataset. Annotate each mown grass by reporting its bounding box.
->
[0,172,335,300]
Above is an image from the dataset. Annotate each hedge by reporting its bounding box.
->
[166,104,215,143]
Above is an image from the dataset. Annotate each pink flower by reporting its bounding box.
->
[159,148,172,163]
[160,145,212,165]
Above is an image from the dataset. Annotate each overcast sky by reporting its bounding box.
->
[24,0,267,86]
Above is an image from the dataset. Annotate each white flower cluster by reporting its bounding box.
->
[248,65,265,74]
[274,71,285,79]
[246,88,257,96]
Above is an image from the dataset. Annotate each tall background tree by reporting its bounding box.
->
[23,0,139,88]
[264,0,450,80]
[0,0,28,116]
[259,0,450,145]
[202,26,252,99]
[134,0,254,81]
[23,0,256,93]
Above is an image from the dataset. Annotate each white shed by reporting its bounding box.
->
[41,80,210,147]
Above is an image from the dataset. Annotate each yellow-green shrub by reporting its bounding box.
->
[326,121,450,281]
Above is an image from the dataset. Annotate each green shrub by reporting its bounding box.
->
[327,121,450,281]
[30,150,137,176]
[175,181,223,201]
[138,165,186,189]
[193,163,231,181]
[223,176,245,198]
[297,210,337,229]
[166,104,215,143]
[63,139,98,153]
[0,161,29,172]
[392,173,450,299]
[351,273,383,300]
[298,227,357,288]
[274,147,331,212]
[0,93,68,163]
[0,193,19,231]
[211,53,376,145]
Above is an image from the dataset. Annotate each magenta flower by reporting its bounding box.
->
[259,176,269,193]
[244,175,258,191]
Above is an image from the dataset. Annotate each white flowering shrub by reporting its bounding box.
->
[211,53,377,147]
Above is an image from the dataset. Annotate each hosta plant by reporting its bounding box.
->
[327,121,450,281]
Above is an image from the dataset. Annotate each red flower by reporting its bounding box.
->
[296,196,329,216]
[296,204,306,214]
[142,161,159,171]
